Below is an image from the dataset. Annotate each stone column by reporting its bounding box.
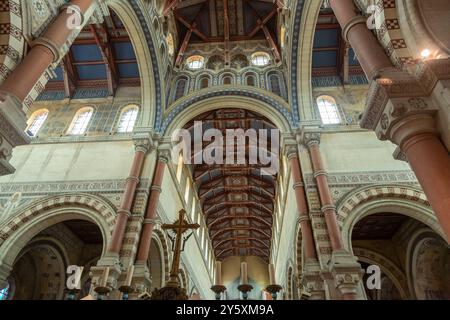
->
[328,0,393,80]
[0,0,94,102]
[286,146,325,299]
[303,133,363,300]
[367,87,450,241]
[135,150,169,263]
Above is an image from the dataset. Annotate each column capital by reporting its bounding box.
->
[157,145,172,163]
[303,132,321,148]
[133,132,157,154]
[285,146,299,160]
[327,249,364,299]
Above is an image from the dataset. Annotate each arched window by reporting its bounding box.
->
[174,77,188,101]
[117,105,139,133]
[26,109,49,137]
[316,96,341,125]
[186,55,205,70]
[251,52,270,67]
[199,76,210,89]
[245,73,256,86]
[222,74,233,85]
[67,107,94,135]
[166,33,174,56]
[268,73,282,96]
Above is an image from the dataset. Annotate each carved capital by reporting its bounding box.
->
[285,146,299,160]
[157,147,172,164]
[303,132,321,148]
[327,249,364,298]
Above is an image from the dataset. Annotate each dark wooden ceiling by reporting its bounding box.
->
[186,109,277,262]
[166,0,281,67]
[352,213,409,240]
[63,220,103,244]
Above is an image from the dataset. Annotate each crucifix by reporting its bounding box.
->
[162,209,200,287]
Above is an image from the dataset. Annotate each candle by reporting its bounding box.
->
[125,265,134,287]
[268,263,276,285]
[240,262,248,285]
[100,267,110,287]
[215,261,222,286]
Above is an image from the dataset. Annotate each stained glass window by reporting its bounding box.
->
[68,107,94,135]
[317,96,341,125]
[26,109,49,137]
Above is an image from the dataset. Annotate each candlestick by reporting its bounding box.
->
[240,262,248,285]
[268,263,275,285]
[215,261,222,286]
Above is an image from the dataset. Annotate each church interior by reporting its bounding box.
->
[0,0,449,301]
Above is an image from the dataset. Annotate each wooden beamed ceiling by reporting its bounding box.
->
[166,0,281,67]
[313,8,364,82]
[45,9,140,97]
[186,109,277,262]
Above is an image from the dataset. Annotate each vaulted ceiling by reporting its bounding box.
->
[45,9,140,98]
[167,0,281,66]
[185,109,277,262]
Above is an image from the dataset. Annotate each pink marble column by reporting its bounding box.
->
[0,0,94,101]
[288,150,317,261]
[135,157,168,263]
[306,137,344,251]
[108,145,148,255]
[329,0,393,79]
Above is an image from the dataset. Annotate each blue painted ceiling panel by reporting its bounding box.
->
[50,66,64,81]
[113,42,136,60]
[72,44,103,62]
[76,64,107,80]
[313,29,339,48]
[312,51,337,68]
[117,63,139,78]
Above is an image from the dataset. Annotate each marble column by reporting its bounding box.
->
[0,0,94,102]
[107,139,151,256]
[135,150,169,263]
[329,0,393,80]
[303,133,363,300]
[286,147,325,299]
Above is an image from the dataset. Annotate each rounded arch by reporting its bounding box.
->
[151,228,170,283]
[294,223,303,277]
[108,0,162,129]
[353,246,409,299]
[337,184,445,251]
[405,228,450,299]
[0,193,116,276]
[162,87,293,135]
[115,104,140,133]
[25,108,49,137]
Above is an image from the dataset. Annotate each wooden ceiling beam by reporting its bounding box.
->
[223,0,230,65]
[175,28,193,67]
[174,13,209,42]
[164,0,179,16]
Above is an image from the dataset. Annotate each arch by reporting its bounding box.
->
[267,71,287,99]
[353,246,409,299]
[0,0,25,84]
[316,95,341,125]
[244,72,258,87]
[66,106,94,135]
[25,108,49,137]
[0,193,116,278]
[151,228,170,283]
[162,87,294,134]
[219,72,235,85]
[197,74,212,90]
[405,228,450,299]
[109,0,163,129]
[172,76,189,102]
[116,104,140,133]
[295,223,303,277]
[337,184,445,251]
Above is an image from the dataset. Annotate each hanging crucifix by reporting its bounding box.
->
[162,209,200,287]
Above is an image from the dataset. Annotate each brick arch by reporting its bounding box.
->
[353,246,410,299]
[337,184,430,226]
[151,227,170,283]
[0,0,25,83]
[295,224,303,277]
[285,265,295,300]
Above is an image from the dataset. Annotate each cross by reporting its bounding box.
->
[162,209,200,286]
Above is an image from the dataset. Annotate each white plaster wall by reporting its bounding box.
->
[320,132,411,173]
[0,141,135,183]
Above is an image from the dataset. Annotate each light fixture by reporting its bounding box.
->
[420,49,431,59]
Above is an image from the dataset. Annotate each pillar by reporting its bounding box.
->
[0,0,94,102]
[287,146,325,299]
[379,102,450,242]
[329,0,393,80]
[135,150,169,263]
[107,139,151,256]
[303,133,363,300]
